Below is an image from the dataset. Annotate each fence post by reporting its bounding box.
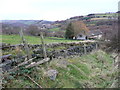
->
[0,49,2,89]
[0,26,2,88]
[95,42,98,50]
[64,50,67,58]
[83,43,87,54]
[19,28,31,60]
[40,32,47,59]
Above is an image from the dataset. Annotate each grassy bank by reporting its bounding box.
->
[1,35,79,45]
[4,50,115,88]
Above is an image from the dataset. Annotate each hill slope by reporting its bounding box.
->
[3,50,117,88]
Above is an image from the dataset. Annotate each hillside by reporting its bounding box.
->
[3,50,117,88]
[1,12,117,28]
[1,20,53,26]
[1,12,119,88]
[1,12,117,39]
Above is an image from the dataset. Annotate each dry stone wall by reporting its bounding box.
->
[1,41,99,71]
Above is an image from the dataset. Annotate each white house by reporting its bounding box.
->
[73,34,87,40]
[88,30,102,40]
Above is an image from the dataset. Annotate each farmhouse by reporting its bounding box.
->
[73,30,103,40]
[73,34,87,40]
[88,30,102,40]
[73,30,102,40]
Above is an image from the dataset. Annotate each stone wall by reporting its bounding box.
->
[1,41,99,71]
[33,42,98,60]
[1,41,98,50]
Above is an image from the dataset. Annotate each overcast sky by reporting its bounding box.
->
[0,0,119,21]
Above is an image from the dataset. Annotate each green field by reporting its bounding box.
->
[95,13,117,17]
[1,35,79,45]
[49,28,60,32]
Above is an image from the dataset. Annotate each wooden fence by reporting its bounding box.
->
[1,29,99,72]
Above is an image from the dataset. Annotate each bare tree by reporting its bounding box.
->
[26,25,40,36]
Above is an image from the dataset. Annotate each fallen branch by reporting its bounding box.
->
[8,57,36,72]
[24,74,42,88]
[26,58,50,68]
[18,57,36,66]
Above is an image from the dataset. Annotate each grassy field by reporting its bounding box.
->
[1,35,79,45]
[4,50,115,88]
[49,28,60,32]
[95,13,117,17]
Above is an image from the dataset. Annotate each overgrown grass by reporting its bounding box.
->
[1,34,79,45]
[4,50,115,88]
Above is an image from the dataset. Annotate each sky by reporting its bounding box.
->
[0,0,119,21]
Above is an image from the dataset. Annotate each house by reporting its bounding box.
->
[88,30,102,40]
[73,34,87,40]
[73,30,102,40]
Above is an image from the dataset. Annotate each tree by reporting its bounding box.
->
[72,21,89,36]
[2,24,20,35]
[65,21,89,39]
[104,17,119,53]
[26,25,40,36]
[65,23,74,39]
[55,31,65,38]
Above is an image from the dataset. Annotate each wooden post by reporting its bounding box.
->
[19,28,31,60]
[83,44,87,54]
[19,28,24,44]
[40,32,47,59]
[96,42,98,50]
[96,43,98,49]
[64,50,67,58]
[0,45,2,89]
